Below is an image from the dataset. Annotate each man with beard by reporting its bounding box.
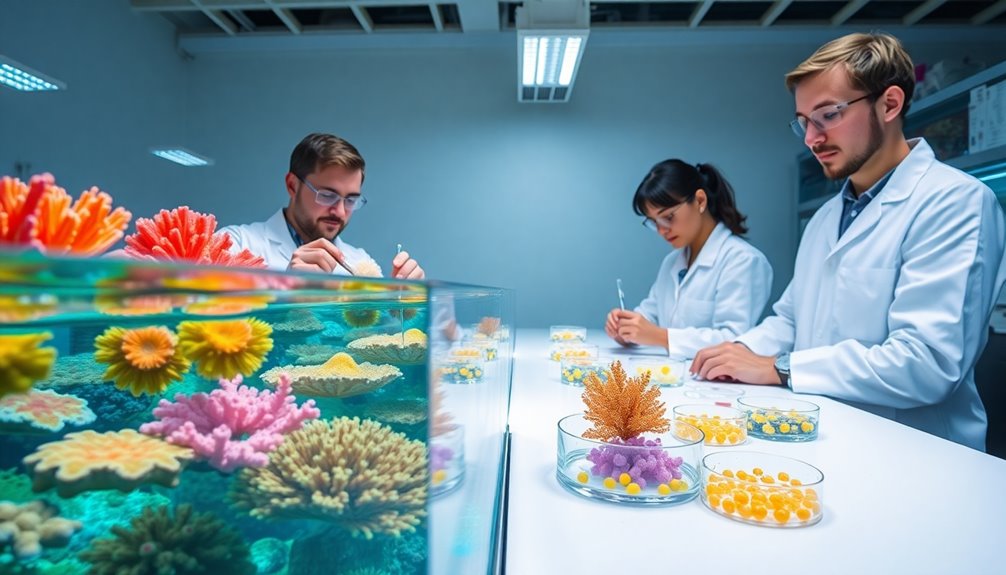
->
[220,132,424,279]
[690,33,1006,451]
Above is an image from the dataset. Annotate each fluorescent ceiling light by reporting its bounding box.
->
[151,148,213,167]
[0,55,66,92]
[516,2,589,103]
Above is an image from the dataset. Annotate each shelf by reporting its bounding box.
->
[911,59,1006,117]
[946,144,1006,172]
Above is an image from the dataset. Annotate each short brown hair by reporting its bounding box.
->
[785,32,916,117]
[289,133,366,181]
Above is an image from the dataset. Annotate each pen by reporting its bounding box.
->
[616,278,625,311]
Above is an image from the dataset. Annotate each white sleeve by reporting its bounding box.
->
[789,182,1005,407]
[735,280,798,357]
[665,250,774,359]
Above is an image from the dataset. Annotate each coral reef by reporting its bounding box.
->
[346,330,427,365]
[94,293,176,317]
[123,206,264,268]
[249,537,289,575]
[0,174,130,256]
[260,353,402,398]
[0,500,82,561]
[140,374,320,473]
[285,344,341,366]
[36,354,106,389]
[0,389,95,434]
[581,360,668,442]
[177,318,274,380]
[230,417,427,539]
[23,430,193,497]
[52,384,153,432]
[363,399,427,427]
[286,525,426,575]
[93,326,190,396]
[342,308,382,328]
[272,309,324,334]
[78,504,255,575]
[0,333,57,398]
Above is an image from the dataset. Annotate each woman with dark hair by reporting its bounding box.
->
[605,159,773,358]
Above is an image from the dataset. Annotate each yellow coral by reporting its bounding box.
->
[581,360,669,442]
[321,352,360,373]
[177,318,273,379]
[230,417,427,539]
[23,429,194,497]
[259,353,401,398]
[0,295,58,323]
[0,332,57,398]
[346,329,428,365]
[94,326,190,396]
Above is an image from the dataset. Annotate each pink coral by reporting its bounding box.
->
[123,206,265,268]
[139,374,320,472]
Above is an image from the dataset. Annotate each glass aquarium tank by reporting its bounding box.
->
[0,250,513,575]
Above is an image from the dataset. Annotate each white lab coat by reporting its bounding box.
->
[737,139,1006,451]
[636,222,773,359]
[218,209,380,275]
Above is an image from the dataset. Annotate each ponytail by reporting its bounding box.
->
[695,163,748,236]
[633,159,749,236]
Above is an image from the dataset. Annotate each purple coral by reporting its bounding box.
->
[586,436,684,489]
[139,374,320,472]
[430,444,454,473]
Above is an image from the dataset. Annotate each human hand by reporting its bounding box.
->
[288,238,349,274]
[690,342,780,384]
[615,310,667,348]
[604,308,631,346]
[391,250,424,280]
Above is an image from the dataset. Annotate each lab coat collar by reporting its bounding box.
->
[828,138,935,258]
[675,222,732,288]
[265,209,296,265]
[691,222,732,270]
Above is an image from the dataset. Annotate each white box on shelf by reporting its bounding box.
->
[985,80,1006,150]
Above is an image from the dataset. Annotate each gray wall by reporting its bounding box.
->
[3,0,1005,328]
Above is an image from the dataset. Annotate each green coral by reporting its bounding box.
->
[78,505,254,575]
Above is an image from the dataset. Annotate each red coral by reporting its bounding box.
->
[124,206,265,268]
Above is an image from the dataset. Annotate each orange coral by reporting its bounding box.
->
[0,388,96,432]
[124,206,265,268]
[22,429,194,497]
[581,360,669,442]
[0,173,130,255]
[177,318,273,379]
[94,326,191,396]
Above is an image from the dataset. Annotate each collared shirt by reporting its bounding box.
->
[838,169,895,238]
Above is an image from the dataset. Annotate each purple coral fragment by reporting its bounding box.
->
[586,436,684,489]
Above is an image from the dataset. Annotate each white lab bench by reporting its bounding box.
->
[504,329,1006,575]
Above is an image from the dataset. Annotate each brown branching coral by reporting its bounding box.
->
[78,504,255,575]
[581,360,669,442]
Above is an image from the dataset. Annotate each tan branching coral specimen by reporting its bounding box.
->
[581,360,669,442]
[23,429,194,497]
[346,329,427,365]
[230,417,427,539]
[79,504,255,575]
[259,353,402,398]
[0,499,83,560]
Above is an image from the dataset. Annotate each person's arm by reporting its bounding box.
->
[788,183,1004,406]
[665,251,773,358]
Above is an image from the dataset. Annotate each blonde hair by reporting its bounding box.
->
[785,32,915,117]
[290,133,366,182]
